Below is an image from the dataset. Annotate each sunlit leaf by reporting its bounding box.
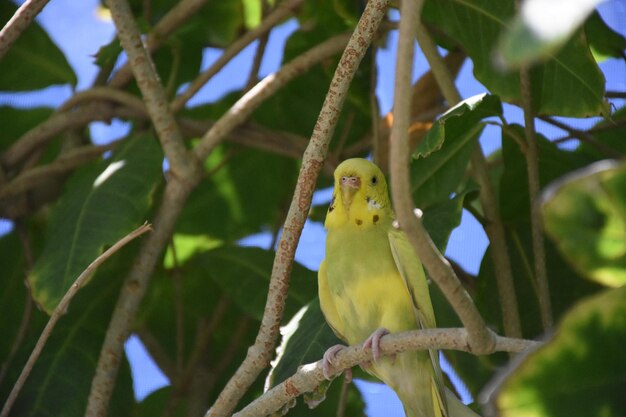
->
[491,286,626,417]
[542,160,626,287]
[497,0,601,68]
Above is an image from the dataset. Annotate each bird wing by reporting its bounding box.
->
[388,228,448,417]
[317,259,347,342]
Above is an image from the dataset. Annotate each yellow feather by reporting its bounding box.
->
[319,158,479,417]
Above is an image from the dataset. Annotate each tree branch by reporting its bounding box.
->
[520,68,552,330]
[1,103,119,172]
[0,223,151,417]
[414,20,522,339]
[0,143,116,200]
[234,329,540,417]
[389,0,495,354]
[0,0,50,60]
[171,0,303,111]
[204,2,390,416]
[105,0,196,178]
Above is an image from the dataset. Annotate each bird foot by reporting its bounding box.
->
[322,344,348,380]
[363,328,390,362]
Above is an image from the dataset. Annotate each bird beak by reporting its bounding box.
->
[340,176,360,210]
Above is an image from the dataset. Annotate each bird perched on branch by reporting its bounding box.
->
[318,158,479,417]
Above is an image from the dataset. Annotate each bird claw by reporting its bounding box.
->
[322,344,347,380]
[363,328,390,362]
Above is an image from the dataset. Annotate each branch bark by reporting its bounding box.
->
[414,20,522,339]
[389,0,495,354]
[0,223,151,417]
[0,0,50,60]
[205,2,390,416]
[234,329,540,417]
[520,68,552,330]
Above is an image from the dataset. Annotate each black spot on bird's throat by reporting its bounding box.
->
[373,215,379,224]
[366,196,371,203]
[356,219,363,226]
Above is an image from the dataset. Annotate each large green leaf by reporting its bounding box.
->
[542,161,626,288]
[422,0,608,117]
[497,0,601,68]
[28,135,163,313]
[0,1,76,90]
[410,94,501,209]
[0,249,135,417]
[422,188,477,252]
[492,286,626,417]
[192,246,317,322]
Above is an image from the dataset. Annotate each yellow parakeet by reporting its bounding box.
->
[318,158,479,417]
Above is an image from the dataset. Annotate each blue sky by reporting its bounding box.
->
[2,0,626,415]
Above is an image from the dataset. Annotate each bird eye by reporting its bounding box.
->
[371,176,377,185]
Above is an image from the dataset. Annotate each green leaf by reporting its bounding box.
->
[0,1,76,90]
[422,188,477,252]
[193,246,317,322]
[28,135,163,313]
[585,12,626,62]
[411,94,501,209]
[422,0,608,117]
[497,0,601,68]
[542,160,626,288]
[493,286,626,417]
[0,250,135,417]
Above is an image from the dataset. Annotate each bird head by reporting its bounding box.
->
[325,158,392,229]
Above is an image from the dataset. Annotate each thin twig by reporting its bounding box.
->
[541,116,622,158]
[205,2,390,416]
[0,225,35,386]
[605,91,626,99]
[171,0,304,111]
[57,87,147,114]
[162,297,231,417]
[168,240,185,374]
[520,68,552,330]
[415,20,522,339]
[0,143,117,200]
[390,0,495,353]
[0,223,152,417]
[336,377,349,417]
[136,327,177,381]
[234,329,540,417]
[1,103,118,171]
[0,0,50,60]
